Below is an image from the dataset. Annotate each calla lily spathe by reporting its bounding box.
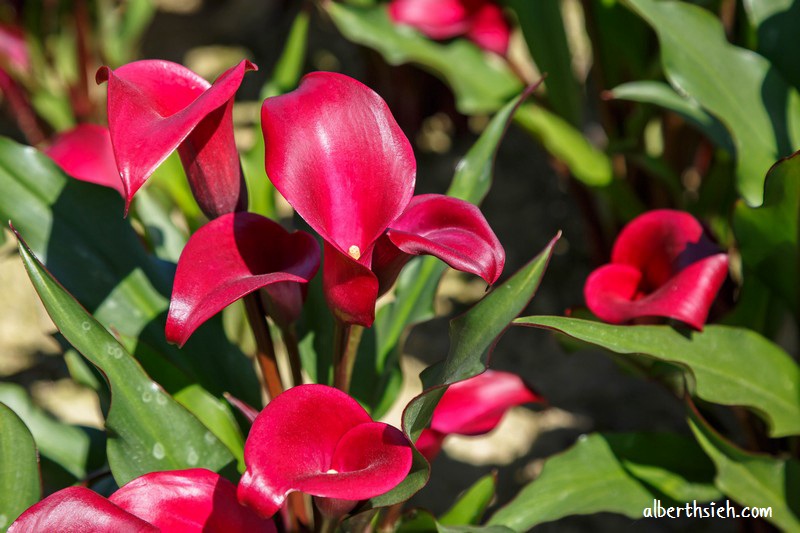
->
[262,72,504,326]
[10,469,276,533]
[98,59,254,217]
[416,370,544,460]
[237,384,413,519]
[165,212,320,346]
[45,124,125,196]
[584,209,728,330]
[389,0,511,55]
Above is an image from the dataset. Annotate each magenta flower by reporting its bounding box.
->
[97,59,254,217]
[237,384,413,518]
[584,209,729,330]
[262,72,504,326]
[9,469,275,533]
[388,0,511,55]
[416,370,543,460]
[44,124,125,196]
[165,212,320,346]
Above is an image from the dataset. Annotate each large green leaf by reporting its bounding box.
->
[488,432,720,531]
[16,232,235,485]
[326,3,521,114]
[0,138,260,407]
[624,0,800,205]
[365,236,558,509]
[610,80,735,153]
[0,383,103,482]
[506,0,581,126]
[688,408,800,531]
[0,402,40,531]
[743,0,800,90]
[733,150,799,316]
[516,317,800,437]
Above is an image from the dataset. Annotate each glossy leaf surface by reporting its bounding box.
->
[16,232,235,485]
[0,403,40,530]
[733,150,799,316]
[488,433,719,530]
[516,317,800,437]
[625,0,800,205]
[688,409,800,531]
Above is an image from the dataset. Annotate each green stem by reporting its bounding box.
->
[243,293,284,400]
[332,321,364,393]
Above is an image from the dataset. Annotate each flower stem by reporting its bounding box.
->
[332,321,363,393]
[244,293,283,400]
[280,323,305,388]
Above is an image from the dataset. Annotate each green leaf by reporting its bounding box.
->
[0,402,41,531]
[0,383,103,481]
[506,0,581,126]
[0,138,261,408]
[15,232,235,485]
[326,3,522,114]
[488,432,720,531]
[439,473,496,526]
[733,150,799,316]
[624,0,800,205]
[515,317,800,437]
[513,103,613,188]
[688,408,800,531]
[610,81,734,153]
[367,235,558,509]
[743,0,800,90]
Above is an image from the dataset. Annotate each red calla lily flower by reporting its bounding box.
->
[388,0,511,55]
[165,212,320,346]
[237,384,413,519]
[97,59,255,217]
[45,124,125,196]
[416,370,544,460]
[10,469,275,533]
[584,209,729,330]
[262,72,504,326]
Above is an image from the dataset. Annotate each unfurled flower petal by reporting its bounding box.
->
[9,487,158,533]
[97,59,254,216]
[466,2,511,55]
[431,370,543,436]
[166,212,320,346]
[388,0,510,54]
[584,209,729,330]
[323,242,380,326]
[417,370,543,461]
[389,0,473,39]
[237,384,413,518]
[585,255,729,330]
[45,124,124,196]
[109,469,275,533]
[385,194,505,286]
[262,71,415,257]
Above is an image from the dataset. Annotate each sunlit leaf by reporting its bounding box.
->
[516,317,800,437]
